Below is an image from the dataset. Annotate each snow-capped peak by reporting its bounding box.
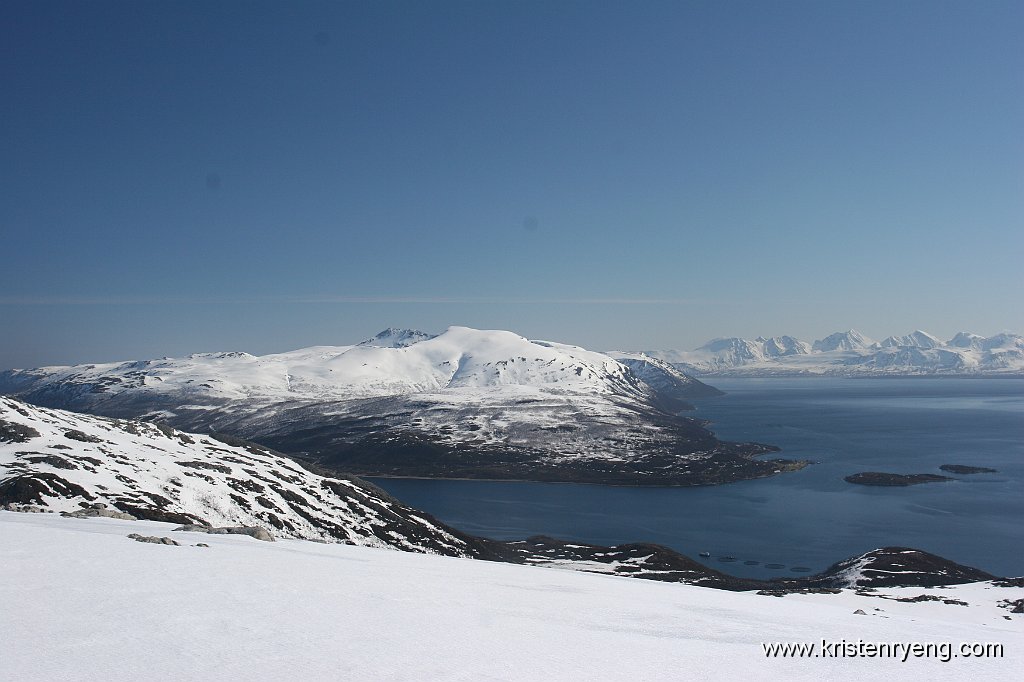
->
[358,328,436,348]
[697,337,765,361]
[761,335,812,357]
[948,331,984,349]
[879,330,942,349]
[812,330,875,352]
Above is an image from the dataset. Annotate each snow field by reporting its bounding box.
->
[2,511,1020,681]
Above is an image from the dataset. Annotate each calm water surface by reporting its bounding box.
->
[371,377,1024,578]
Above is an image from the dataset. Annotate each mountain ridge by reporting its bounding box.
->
[625,329,1024,376]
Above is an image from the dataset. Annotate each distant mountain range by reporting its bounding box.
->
[0,327,798,486]
[615,330,1024,376]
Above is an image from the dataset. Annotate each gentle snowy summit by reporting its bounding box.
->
[949,331,986,349]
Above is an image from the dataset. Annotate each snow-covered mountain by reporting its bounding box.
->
[0,396,478,554]
[632,330,1024,376]
[760,335,813,357]
[602,353,723,412]
[949,331,985,349]
[880,330,943,349]
[0,327,798,485]
[812,329,875,352]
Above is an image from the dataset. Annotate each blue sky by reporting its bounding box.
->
[2,0,1022,367]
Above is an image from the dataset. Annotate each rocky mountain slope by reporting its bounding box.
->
[0,327,799,486]
[629,330,1024,376]
[601,353,723,412]
[0,396,478,554]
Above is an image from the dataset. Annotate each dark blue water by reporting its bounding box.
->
[370,377,1024,578]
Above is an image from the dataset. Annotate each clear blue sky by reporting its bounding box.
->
[2,0,1022,367]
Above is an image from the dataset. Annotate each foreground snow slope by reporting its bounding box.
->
[2,512,1020,681]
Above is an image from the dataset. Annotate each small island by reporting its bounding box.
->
[844,472,953,487]
[939,464,998,475]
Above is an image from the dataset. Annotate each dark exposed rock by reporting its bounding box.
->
[175,460,232,474]
[229,493,251,510]
[0,473,95,505]
[853,592,969,606]
[939,464,998,475]
[811,547,996,589]
[63,430,104,443]
[757,587,842,597]
[254,495,281,511]
[127,533,180,546]
[180,470,216,484]
[998,598,1024,614]
[0,419,40,443]
[117,421,141,435]
[174,523,213,532]
[845,472,953,487]
[173,524,274,542]
[153,423,176,439]
[62,507,136,520]
[1,503,51,513]
[225,477,264,494]
[472,539,1001,593]
[112,503,204,526]
[20,454,78,470]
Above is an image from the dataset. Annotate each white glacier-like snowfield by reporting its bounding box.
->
[2,511,1020,681]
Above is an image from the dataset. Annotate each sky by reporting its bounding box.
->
[2,0,1022,368]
